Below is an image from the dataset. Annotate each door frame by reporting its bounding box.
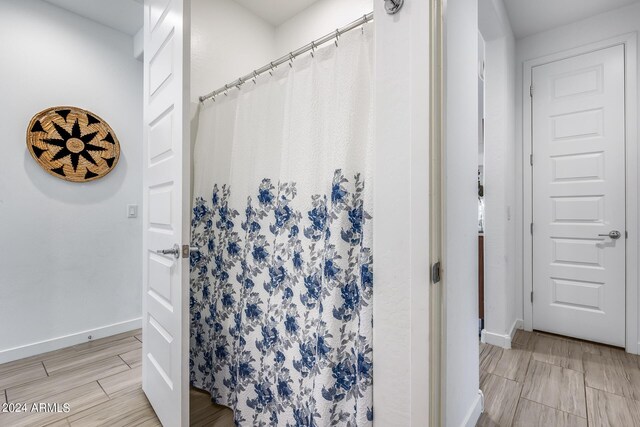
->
[522,32,638,353]
[429,0,445,425]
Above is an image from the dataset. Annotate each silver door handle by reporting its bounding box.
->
[155,244,180,259]
[598,230,621,240]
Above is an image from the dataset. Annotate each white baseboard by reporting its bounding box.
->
[461,390,484,427]
[481,319,523,349]
[0,318,142,364]
[481,329,511,348]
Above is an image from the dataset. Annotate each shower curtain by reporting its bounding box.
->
[190,26,373,426]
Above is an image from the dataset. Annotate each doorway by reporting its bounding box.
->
[523,34,639,353]
[531,45,626,346]
[473,1,640,425]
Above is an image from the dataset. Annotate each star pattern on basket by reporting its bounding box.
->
[42,119,106,173]
[27,107,120,182]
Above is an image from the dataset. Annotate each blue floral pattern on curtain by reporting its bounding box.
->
[190,169,373,426]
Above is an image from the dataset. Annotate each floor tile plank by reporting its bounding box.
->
[119,348,142,369]
[7,356,129,403]
[586,387,640,426]
[0,348,75,376]
[43,337,140,374]
[521,360,586,418]
[68,388,158,427]
[0,330,161,426]
[44,419,71,427]
[512,330,536,351]
[0,382,108,427]
[477,372,522,427]
[0,362,48,391]
[532,335,583,372]
[136,418,163,427]
[480,343,531,383]
[513,398,587,427]
[583,352,638,400]
[98,366,141,397]
[485,332,640,426]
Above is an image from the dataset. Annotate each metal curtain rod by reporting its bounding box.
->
[199,12,374,103]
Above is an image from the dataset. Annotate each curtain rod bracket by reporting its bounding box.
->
[384,0,404,14]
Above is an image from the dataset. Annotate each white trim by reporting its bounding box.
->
[429,1,445,425]
[521,32,639,354]
[0,317,142,364]
[481,330,511,348]
[372,0,431,424]
[481,318,522,349]
[460,390,484,427]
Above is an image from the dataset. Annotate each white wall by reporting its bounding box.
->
[479,0,518,348]
[514,2,640,335]
[190,0,276,104]
[274,0,372,57]
[190,0,373,103]
[0,0,143,362]
[444,0,482,425]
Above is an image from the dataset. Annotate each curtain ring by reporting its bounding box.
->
[236,77,243,90]
[252,70,258,84]
[334,29,339,47]
[289,52,294,68]
[310,41,316,58]
[224,84,229,96]
[269,62,275,76]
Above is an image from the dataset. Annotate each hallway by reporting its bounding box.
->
[479,330,640,426]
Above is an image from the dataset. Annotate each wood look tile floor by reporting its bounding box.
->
[0,330,233,426]
[479,330,640,426]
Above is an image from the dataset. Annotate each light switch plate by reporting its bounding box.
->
[127,204,138,218]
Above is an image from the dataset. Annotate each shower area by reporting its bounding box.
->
[188,0,375,424]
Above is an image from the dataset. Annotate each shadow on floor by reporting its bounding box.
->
[190,387,235,426]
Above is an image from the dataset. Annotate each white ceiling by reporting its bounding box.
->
[43,0,143,36]
[43,0,319,35]
[232,0,321,26]
[504,0,640,39]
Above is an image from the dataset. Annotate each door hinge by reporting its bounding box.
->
[531,291,534,303]
[530,223,534,235]
[530,154,533,166]
[530,85,534,97]
[431,261,441,284]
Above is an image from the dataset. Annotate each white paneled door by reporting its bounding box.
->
[532,45,626,347]
[142,0,190,425]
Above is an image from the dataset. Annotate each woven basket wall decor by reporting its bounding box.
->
[26,106,120,182]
